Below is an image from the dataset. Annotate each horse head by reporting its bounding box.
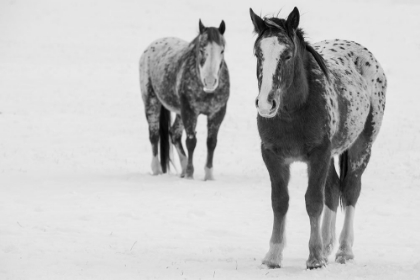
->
[196,20,226,93]
[250,7,302,118]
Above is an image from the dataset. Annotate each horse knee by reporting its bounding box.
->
[186,134,197,152]
[305,192,324,217]
[170,131,181,145]
[272,194,289,216]
[206,137,217,151]
[170,119,184,145]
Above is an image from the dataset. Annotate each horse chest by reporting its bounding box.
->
[258,113,325,160]
[182,90,229,115]
[179,67,229,115]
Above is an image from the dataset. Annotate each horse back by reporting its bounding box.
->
[313,40,387,155]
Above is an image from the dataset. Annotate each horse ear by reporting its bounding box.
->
[199,19,206,34]
[286,7,300,30]
[250,8,265,34]
[219,20,226,35]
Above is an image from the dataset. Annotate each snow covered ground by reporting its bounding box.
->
[1,0,420,279]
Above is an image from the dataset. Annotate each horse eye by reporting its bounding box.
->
[221,50,224,54]
[284,55,292,61]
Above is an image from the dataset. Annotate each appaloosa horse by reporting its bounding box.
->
[250,7,386,269]
[139,20,229,180]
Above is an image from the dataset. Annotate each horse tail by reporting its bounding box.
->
[338,150,349,207]
[159,105,171,173]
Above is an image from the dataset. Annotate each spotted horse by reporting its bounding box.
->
[249,7,387,269]
[139,20,229,180]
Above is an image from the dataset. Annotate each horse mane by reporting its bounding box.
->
[257,17,329,81]
[306,44,330,81]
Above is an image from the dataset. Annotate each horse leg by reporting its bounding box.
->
[180,105,198,179]
[170,114,188,177]
[336,136,372,264]
[321,158,340,261]
[204,106,227,181]
[261,145,290,268]
[306,146,331,269]
[143,83,162,175]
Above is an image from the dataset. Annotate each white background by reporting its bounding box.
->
[1,0,419,279]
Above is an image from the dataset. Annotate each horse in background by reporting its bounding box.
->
[139,20,229,180]
[250,7,386,269]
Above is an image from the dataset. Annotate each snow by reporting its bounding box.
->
[1,0,420,279]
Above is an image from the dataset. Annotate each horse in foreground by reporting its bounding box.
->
[139,20,229,180]
[250,7,386,269]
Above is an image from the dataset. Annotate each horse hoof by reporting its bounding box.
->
[151,166,162,175]
[335,252,354,264]
[204,168,214,181]
[261,260,281,269]
[185,166,194,179]
[335,244,354,264]
[306,258,326,269]
[204,174,214,181]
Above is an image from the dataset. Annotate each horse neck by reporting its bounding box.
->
[282,50,309,111]
[182,37,200,76]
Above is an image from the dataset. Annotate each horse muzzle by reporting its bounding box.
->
[255,96,279,118]
[203,76,219,93]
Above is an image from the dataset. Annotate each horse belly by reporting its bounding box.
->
[314,39,386,156]
[331,77,371,155]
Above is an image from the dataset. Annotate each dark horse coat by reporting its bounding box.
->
[250,7,386,269]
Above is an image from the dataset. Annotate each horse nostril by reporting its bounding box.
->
[271,100,277,110]
[255,98,259,108]
[204,77,216,87]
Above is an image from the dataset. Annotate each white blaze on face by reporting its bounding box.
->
[199,42,224,93]
[258,37,286,113]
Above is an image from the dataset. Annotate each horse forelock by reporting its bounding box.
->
[199,27,225,46]
[253,18,329,81]
[253,17,301,49]
[187,28,225,60]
